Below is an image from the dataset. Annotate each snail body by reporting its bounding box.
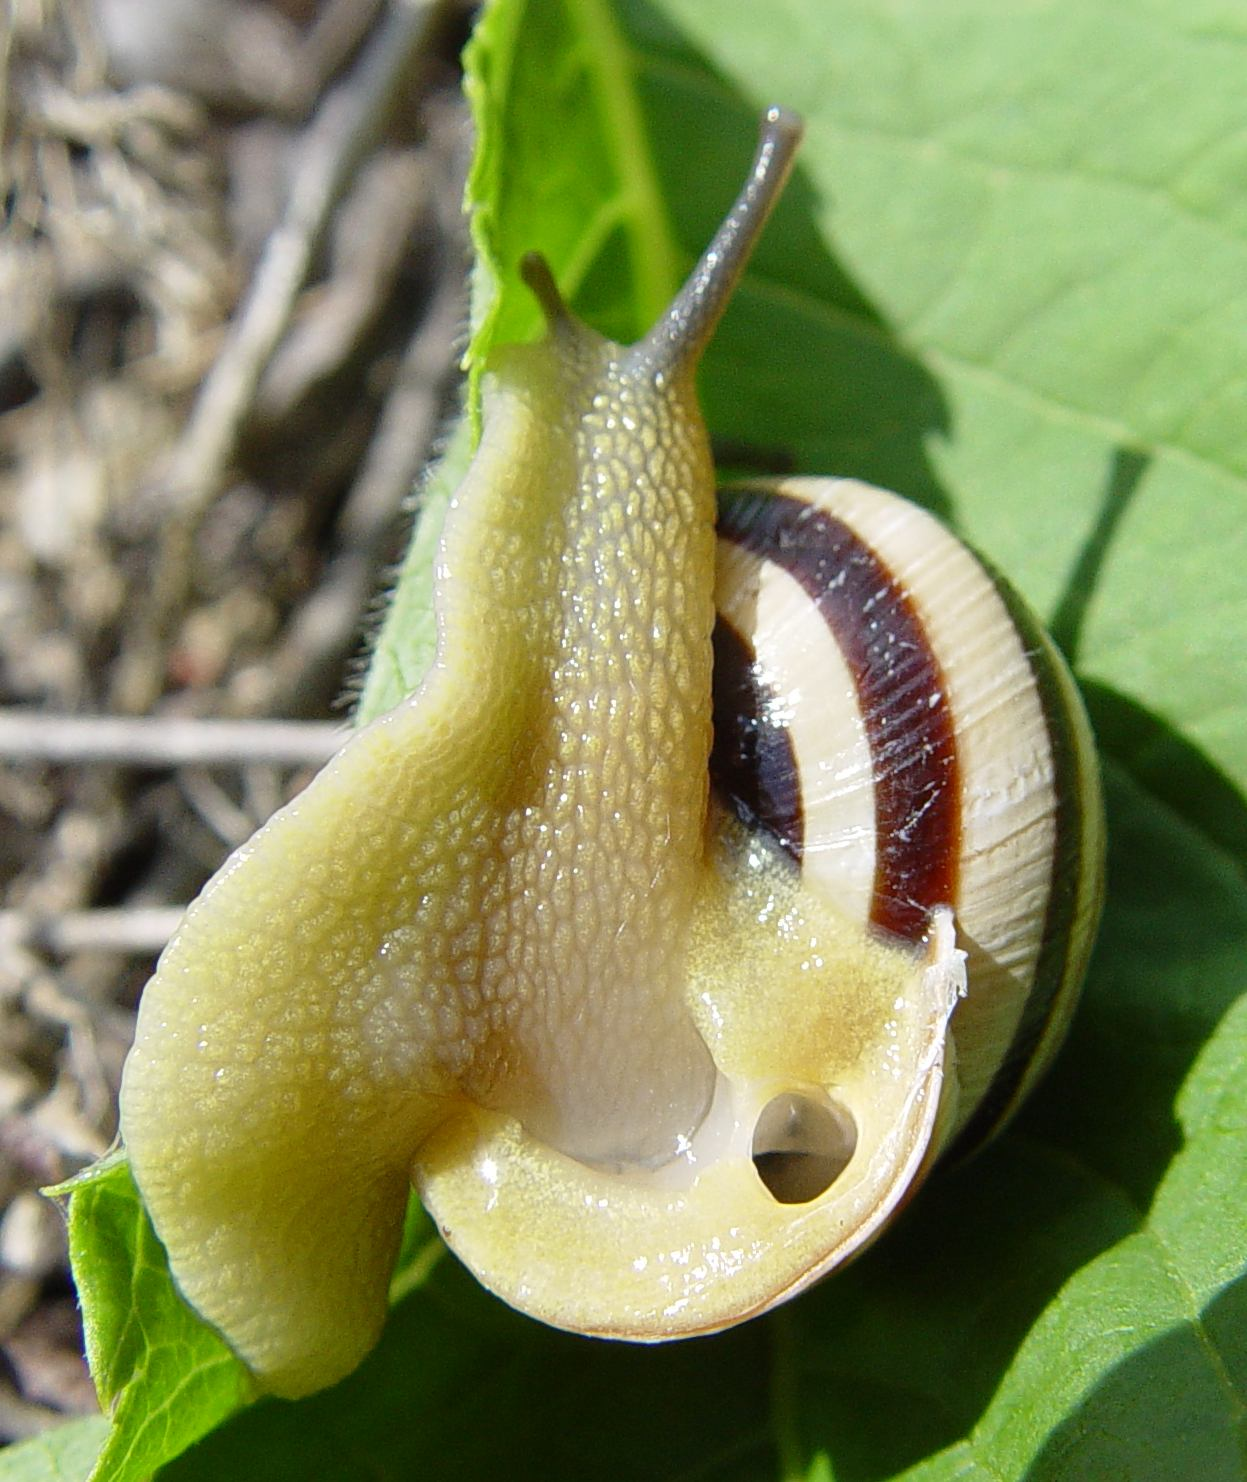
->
[118,109,1103,1400]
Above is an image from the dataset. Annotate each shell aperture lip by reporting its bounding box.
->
[416,818,968,1343]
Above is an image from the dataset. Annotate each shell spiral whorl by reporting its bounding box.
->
[711,476,1104,1170]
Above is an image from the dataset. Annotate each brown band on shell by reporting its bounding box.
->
[710,613,804,862]
[717,485,961,944]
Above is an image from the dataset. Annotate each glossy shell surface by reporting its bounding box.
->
[711,477,1104,1151]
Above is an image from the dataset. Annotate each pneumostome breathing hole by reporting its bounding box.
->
[751,1091,857,1204]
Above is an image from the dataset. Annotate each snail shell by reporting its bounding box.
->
[118,108,1104,1400]
[711,477,1104,1162]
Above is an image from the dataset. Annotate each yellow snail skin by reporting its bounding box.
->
[119,108,1104,1400]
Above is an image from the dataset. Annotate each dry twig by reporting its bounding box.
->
[114,0,448,712]
[0,907,183,957]
[0,711,344,767]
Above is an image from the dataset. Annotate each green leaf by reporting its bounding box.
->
[161,1261,777,1482]
[52,1155,256,1482]
[777,763,1247,1480]
[354,414,473,723]
[51,0,1247,1475]
[0,1420,109,1481]
[463,0,683,361]
[44,1158,445,1482]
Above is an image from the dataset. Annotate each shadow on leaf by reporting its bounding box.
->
[780,748,1247,1479]
[1084,681,1247,877]
[1024,1275,1247,1481]
[1048,445,1149,666]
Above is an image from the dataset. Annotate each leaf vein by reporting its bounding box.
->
[734,265,1247,505]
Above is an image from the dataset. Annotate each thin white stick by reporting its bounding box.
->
[0,907,185,955]
[0,712,345,766]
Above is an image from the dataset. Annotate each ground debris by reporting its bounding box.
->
[0,0,469,1433]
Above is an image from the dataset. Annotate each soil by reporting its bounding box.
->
[0,0,472,1439]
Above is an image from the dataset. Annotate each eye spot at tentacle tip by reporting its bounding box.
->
[750,1089,857,1205]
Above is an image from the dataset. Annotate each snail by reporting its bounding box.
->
[118,106,1104,1401]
